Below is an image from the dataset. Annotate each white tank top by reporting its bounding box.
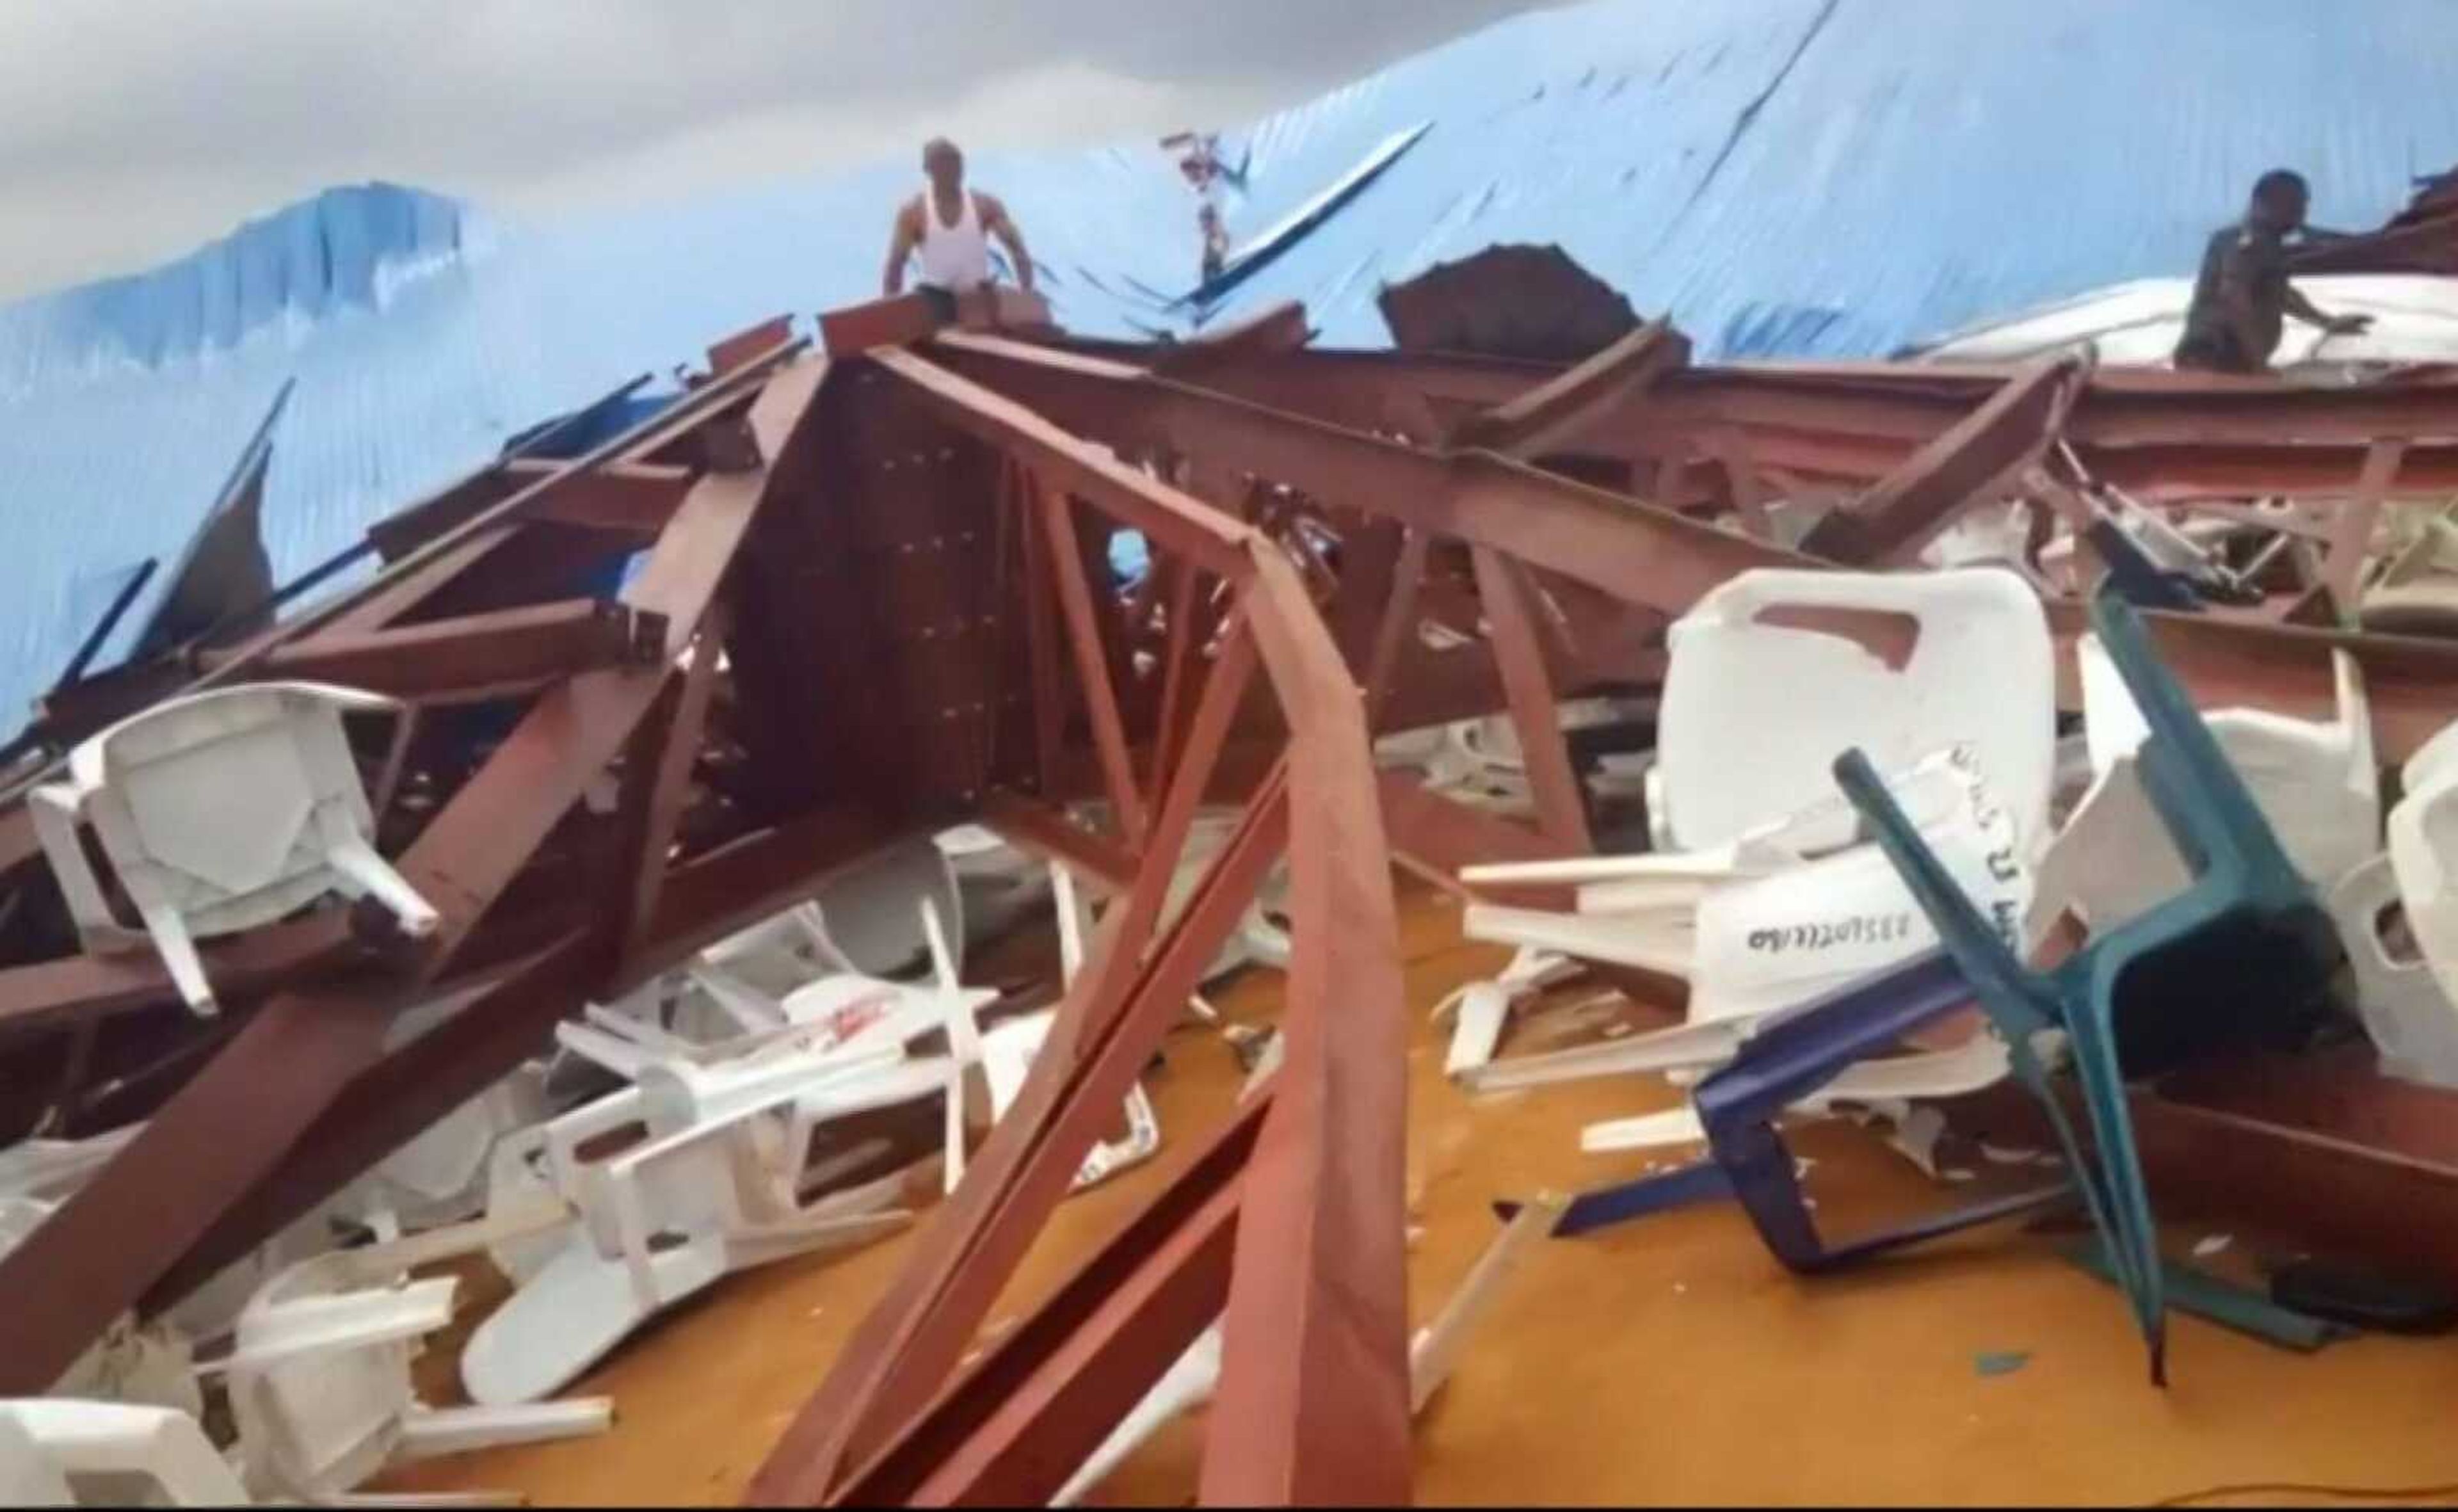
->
[915,188,990,291]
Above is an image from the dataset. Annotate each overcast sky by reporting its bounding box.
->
[0,0,1553,302]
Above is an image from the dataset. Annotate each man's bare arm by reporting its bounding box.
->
[882,202,920,296]
[2285,280,2371,335]
[979,193,1036,292]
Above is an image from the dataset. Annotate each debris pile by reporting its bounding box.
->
[6,267,2458,1505]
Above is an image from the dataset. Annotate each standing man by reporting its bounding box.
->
[882,138,1035,316]
[2174,169,2372,373]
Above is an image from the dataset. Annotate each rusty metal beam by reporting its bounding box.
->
[934,332,1805,617]
[1797,353,2084,565]
[0,914,355,1044]
[942,334,2458,765]
[874,347,1250,582]
[1469,546,1593,852]
[977,790,1138,894]
[1203,550,1411,1506]
[394,361,823,961]
[200,597,664,697]
[832,1097,1266,1506]
[369,462,691,562]
[0,970,399,1390]
[1449,318,1689,456]
[617,607,728,959]
[751,777,1291,1501]
[1031,478,1148,846]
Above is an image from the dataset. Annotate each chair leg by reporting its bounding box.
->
[133,897,218,1016]
[392,1399,613,1462]
[325,832,441,938]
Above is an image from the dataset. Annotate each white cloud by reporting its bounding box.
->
[0,0,1548,298]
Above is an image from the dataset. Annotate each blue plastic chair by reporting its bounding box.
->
[1831,586,2342,1383]
[1547,952,2070,1257]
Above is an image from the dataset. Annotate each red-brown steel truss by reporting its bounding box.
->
[3,292,2458,1504]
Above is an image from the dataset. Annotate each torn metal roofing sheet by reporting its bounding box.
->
[7,0,2458,732]
[1911,274,2458,370]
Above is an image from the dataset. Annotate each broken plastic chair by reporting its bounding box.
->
[0,1399,252,1507]
[459,915,985,1406]
[29,681,438,1015]
[332,999,551,1237]
[1835,586,2345,1385]
[1431,947,1578,1077]
[213,1244,609,1500]
[460,1042,919,1405]
[2331,855,2458,1088]
[0,1123,141,1203]
[1548,952,2069,1258]
[972,870,1163,1191]
[935,824,1052,948]
[1461,744,2029,1092]
[1653,567,2057,855]
[2384,718,2458,1091]
[2073,636,2375,894]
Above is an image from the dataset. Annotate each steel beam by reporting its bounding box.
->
[201,597,664,697]
[1798,353,2084,565]
[1449,318,1689,456]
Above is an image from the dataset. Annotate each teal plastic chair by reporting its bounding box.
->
[1832,587,2342,1384]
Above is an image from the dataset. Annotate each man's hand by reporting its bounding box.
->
[2325,312,2374,337]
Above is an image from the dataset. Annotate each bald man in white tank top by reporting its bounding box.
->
[883,138,1036,312]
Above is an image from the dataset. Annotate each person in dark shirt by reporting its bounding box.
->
[2175,169,2372,373]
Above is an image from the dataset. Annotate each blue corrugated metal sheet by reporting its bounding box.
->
[6,0,2458,736]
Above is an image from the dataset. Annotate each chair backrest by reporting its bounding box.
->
[0,1399,251,1507]
[79,682,396,928]
[2087,591,2309,896]
[227,1254,442,1495]
[1659,567,2057,854]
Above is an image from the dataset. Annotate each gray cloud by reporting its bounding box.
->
[0,0,1549,299]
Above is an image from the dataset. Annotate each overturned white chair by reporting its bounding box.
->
[29,682,437,1015]
[460,950,965,1407]
[209,1222,608,1503]
[0,1399,252,1507]
[1458,747,2029,1093]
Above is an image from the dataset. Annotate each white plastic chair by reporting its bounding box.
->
[211,1238,608,1502]
[2078,638,2376,890]
[1461,746,2028,1091]
[0,1399,251,1507]
[462,1016,931,1406]
[1653,567,2056,855]
[29,682,437,1015]
[2385,720,2458,1087]
[2030,643,2376,947]
[0,1124,141,1203]
[2331,855,2458,1088]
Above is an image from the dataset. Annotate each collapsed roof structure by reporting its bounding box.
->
[5,250,2458,1496]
